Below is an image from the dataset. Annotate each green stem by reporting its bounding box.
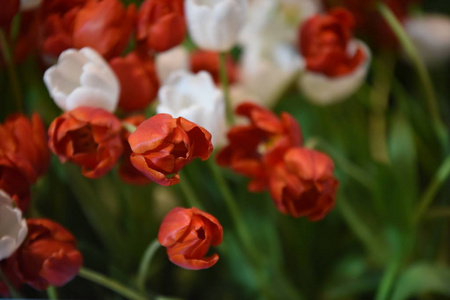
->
[178,172,205,210]
[122,122,137,133]
[136,239,161,292]
[413,154,450,224]
[0,268,23,298]
[207,159,261,265]
[375,254,401,300]
[0,29,23,112]
[79,267,148,300]
[377,2,445,139]
[219,52,234,124]
[338,196,386,263]
[47,286,58,300]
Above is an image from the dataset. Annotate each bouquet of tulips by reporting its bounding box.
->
[1,0,450,299]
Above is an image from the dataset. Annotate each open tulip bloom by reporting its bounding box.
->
[1,0,450,299]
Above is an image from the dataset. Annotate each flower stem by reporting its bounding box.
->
[122,122,137,133]
[78,267,148,300]
[178,172,205,210]
[136,239,160,292]
[219,52,235,124]
[47,286,58,300]
[207,159,261,265]
[413,154,450,224]
[377,2,445,141]
[0,28,23,112]
[0,268,23,299]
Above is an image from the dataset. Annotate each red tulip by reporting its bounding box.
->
[73,0,136,59]
[118,115,152,185]
[7,219,83,290]
[158,207,223,270]
[217,102,302,192]
[269,147,339,220]
[48,107,123,178]
[299,8,366,77]
[0,0,20,28]
[110,51,159,112]
[190,50,239,84]
[128,114,213,186]
[136,0,186,52]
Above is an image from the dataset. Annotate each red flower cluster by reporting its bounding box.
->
[218,103,338,220]
[299,8,366,77]
[48,106,123,178]
[158,207,223,270]
[0,113,50,211]
[1,219,83,293]
[128,114,213,186]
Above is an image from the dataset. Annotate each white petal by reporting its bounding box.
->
[66,88,118,112]
[156,47,190,83]
[20,0,42,10]
[298,40,371,105]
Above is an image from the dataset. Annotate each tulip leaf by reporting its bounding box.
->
[391,263,450,300]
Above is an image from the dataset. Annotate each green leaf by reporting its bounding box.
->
[391,263,450,300]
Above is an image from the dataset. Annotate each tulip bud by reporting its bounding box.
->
[158,207,223,270]
[185,0,247,51]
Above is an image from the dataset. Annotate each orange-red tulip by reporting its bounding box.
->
[217,102,302,192]
[48,107,123,178]
[110,51,159,112]
[299,8,365,77]
[128,114,213,186]
[6,219,83,290]
[73,0,136,60]
[269,147,339,220]
[190,50,239,84]
[136,0,186,52]
[158,207,223,270]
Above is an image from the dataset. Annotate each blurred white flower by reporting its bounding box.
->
[185,0,247,51]
[155,46,189,84]
[20,0,41,10]
[298,41,371,105]
[241,42,304,107]
[157,70,226,146]
[44,47,120,113]
[0,190,27,261]
[405,14,450,66]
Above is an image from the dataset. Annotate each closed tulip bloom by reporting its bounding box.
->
[128,114,213,186]
[270,147,338,220]
[155,46,189,83]
[217,102,302,192]
[157,71,226,146]
[72,0,136,60]
[158,207,223,270]
[297,8,370,104]
[185,0,247,51]
[44,47,120,113]
[137,0,186,52]
[48,107,123,178]
[110,51,159,112]
[9,219,83,290]
[0,190,27,261]
[0,0,20,27]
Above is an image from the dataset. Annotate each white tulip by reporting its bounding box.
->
[298,41,371,105]
[155,46,189,84]
[405,14,450,66]
[0,190,27,261]
[20,0,41,10]
[185,0,247,51]
[157,70,226,146]
[44,47,120,113]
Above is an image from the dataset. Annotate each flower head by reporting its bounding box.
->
[217,102,302,192]
[44,47,120,112]
[190,50,239,84]
[0,190,27,261]
[157,70,226,146]
[72,0,136,59]
[269,147,338,220]
[7,218,83,290]
[128,114,213,186]
[137,0,186,52]
[158,207,223,270]
[185,0,247,51]
[48,106,123,178]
